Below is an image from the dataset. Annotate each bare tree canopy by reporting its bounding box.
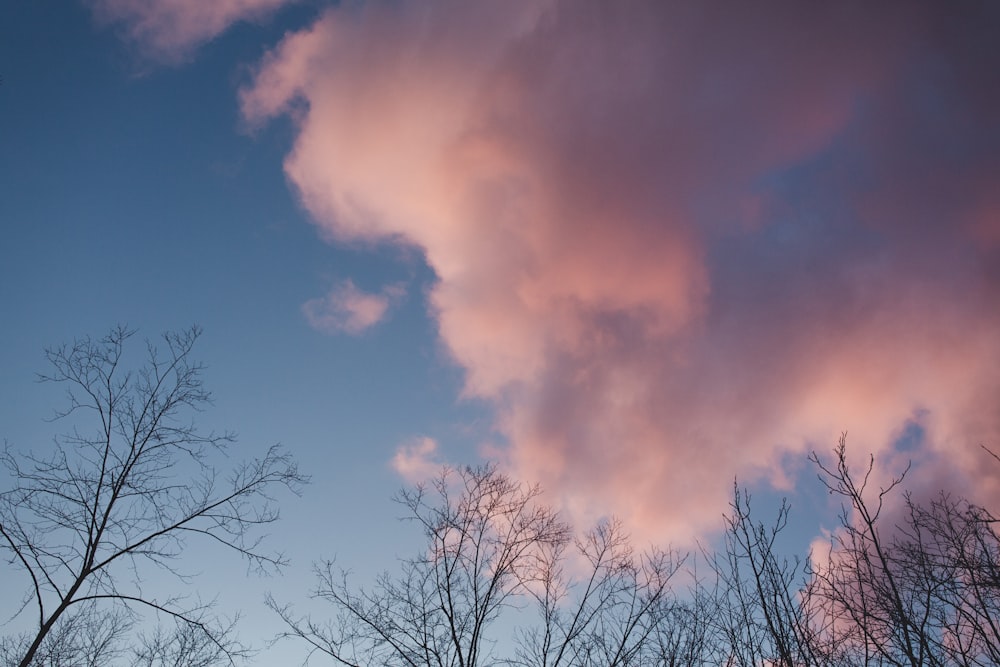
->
[0,326,306,667]
[271,439,1000,667]
[270,464,687,667]
[714,435,1000,667]
[804,438,1000,666]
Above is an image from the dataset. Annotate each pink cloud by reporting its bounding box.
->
[302,280,404,336]
[390,437,442,484]
[243,1,1000,543]
[89,0,298,62]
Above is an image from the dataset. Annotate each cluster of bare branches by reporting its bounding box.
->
[269,464,687,667]
[272,436,1000,667]
[0,326,305,667]
[711,435,1000,667]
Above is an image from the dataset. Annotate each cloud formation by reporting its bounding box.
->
[243,1,1000,541]
[302,280,404,336]
[90,0,297,62]
[391,437,443,484]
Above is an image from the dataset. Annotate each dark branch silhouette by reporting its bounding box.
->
[0,326,306,667]
[270,465,684,666]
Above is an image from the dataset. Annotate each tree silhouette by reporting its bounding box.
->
[710,484,834,667]
[270,464,684,666]
[260,431,1000,667]
[0,326,305,667]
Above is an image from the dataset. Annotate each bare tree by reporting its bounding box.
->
[270,465,683,667]
[512,517,683,667]
[807,435,937,667]
[703,436,1000,667]
[271,464,567,666]
[0,326,305,667]
[892,488,1000,666]
[709,484,835,667]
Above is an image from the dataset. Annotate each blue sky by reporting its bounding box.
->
[3,1,1000,663]
[0,4,492,660]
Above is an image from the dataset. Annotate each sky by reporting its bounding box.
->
[2,0,1000,663]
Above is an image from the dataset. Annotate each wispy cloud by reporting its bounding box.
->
[243,1,1000,542]
[89,0,299,62]
[390,437,442,483]
[302,280,405,336]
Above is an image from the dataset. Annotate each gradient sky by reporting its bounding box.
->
[2,1,1000,663]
